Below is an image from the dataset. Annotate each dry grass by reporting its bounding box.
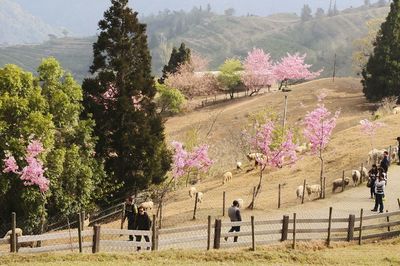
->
[1,237,399,265]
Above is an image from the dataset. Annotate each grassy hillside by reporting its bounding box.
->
[0,6,389,82]
[1,237,399,265]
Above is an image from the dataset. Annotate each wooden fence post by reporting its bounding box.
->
[386,210,390,232]
[77,212,83,253]
[347,214,355,242]
[292,213,297,249]
[120,202,126,230]
[159,201,163,229]
[192,192,199,220]
[251,186,256,210]
[213,219,221,249]
[397,198,400,209]
[207,216,212,251]
[327,207,333,247]
[278,184,281,209]
[152,214,157,251]
[10,212,16,253]
[342,170,345,192]
[92,225,101,254]
[251,216,255,251]
[223,191,226,216]
[358,209,364,245]
[281,215,289,241]
[301,179,306,204]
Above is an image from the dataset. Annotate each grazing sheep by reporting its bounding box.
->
[392,106,400,114]
[246,152,265,167]
[359,166,369,181]
[306,184,321,199]
[222,171,233,184]
[236,198,244,208]
[296,185,305,199]
[332,177,350,192]
[295,143,307,154]
[189,186,197,198]
[391,147,399,163]
[196,192,204,203]
[139,201,154,211]
[367,149,385,165]
[236,161,242,170]
[352,170,361,186]
[3,228,34,248]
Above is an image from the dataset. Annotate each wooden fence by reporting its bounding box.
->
[2,207,400,254]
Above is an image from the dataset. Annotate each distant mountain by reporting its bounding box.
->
[0,0,62,46]
[0,5,389,82]
[12,0,366,36]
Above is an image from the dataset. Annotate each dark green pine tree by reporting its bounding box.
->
[82,0,171,200]
[362,0,400,102]
[158,42,191,84]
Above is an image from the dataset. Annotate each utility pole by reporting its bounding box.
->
[332,53,337,83]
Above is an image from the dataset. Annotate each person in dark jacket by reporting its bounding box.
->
[380,151,390,174]
[122,196,137,241]
[134,206,151,250]
[224,200,242,242]
[368,164,378,199]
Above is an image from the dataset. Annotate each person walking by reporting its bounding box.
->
[368,164,378,199]
[225,200,242,242]
[122,196,137,241]
[371,173,386,213]
[133,206,152,250]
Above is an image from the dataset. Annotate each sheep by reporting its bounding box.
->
[196,192,204,203]
[367,149,385,165]
[189,186,197,198]
[236,161,242,170]
[139,201,154,211]
[306,184,321,199]
[295,143,307,154]
[296,185,305,199]
[392,106,400,114]
[391,147,399,163]
[246,152,265,167]
[359,166,369,182]
[3,228,34,248]
[332,177,350,192]
[352,170,361,186]
[83,214,90,228]
[222,171,233,184]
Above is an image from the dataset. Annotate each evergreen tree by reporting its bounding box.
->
[301,5,313,22]
[82,0,171,200]
[362,0,400,101]
[158,43,191,84]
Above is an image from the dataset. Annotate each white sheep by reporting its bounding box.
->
[222,171,233,184]
[139,201,154,211]
[189,186,197,198]
[3,228,34,248]
[296,185,305,199]
[359,166,369,182]
[196,192,203,203]
[392,106,400,114]
[391,147,399,163]
[236,161,242,170]
[332,177,350,192]
[306,184,321,199]
[367,149,385,165]
[246,152,265,167]
[352,170,361,186]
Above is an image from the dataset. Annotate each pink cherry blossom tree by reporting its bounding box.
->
[242,48,275,95]
[359,119,386,148]
[244,120,298,209]
[274,53,322,91]
[3,139,49,194]
[303,97,340,198]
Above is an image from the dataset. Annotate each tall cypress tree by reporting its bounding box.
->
[158,42,191,84]
[362,0,400,102]
[82,0,171,200]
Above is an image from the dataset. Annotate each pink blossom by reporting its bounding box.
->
[242,48,275,92]
[26,140,44,157]
[131,93,144,111]
[3,155,19,174]
[359,119,385,138]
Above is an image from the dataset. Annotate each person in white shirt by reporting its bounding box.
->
[371,174,385,213]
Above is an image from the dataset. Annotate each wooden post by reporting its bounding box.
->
[213,219,222,249]
[81,211,85,231]
[77,212,83,253]
[281,215,289,241]
[301,179,306,204]
[323,176,327,199]
[223,191,226,216]
[347,214,355,241]
[120,202,126,230]
[152,214,157,251]
[292,213,297,249]
[159,201,163,229]
[192,192,199,220]
[389,146,392,164]
[92,225,101,253]
[251,186,256,210]
[342,170,345,192]
[251,216,255,251]
[10,212,16,253]
[386,210,390,232]
[332,53,337,82]
[283,95,288,130]
[398,198,400,209]
[327,207,333,247]
[207,216,212,251]
[358,209,364,245]
[278,184,281,209]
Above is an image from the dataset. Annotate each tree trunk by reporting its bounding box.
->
[247,166,265,209]
[319,152,324,199]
